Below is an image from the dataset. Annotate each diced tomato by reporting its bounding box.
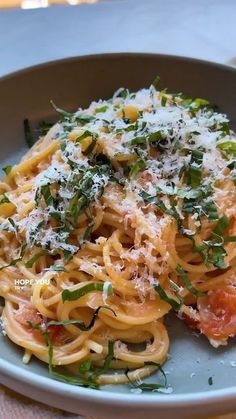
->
[15,305,61,343]
[197,286,236,340]
[15,304,42,326]
[46,325,62,343]
[139,170,153,182]
[137,170,159,187]
[182,312,199,330]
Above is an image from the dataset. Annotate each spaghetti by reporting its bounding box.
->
[0,82,236,390]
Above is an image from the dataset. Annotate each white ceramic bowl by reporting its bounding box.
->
[0,54,236,419]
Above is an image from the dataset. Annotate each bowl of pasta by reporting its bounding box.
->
[0,53,236,419]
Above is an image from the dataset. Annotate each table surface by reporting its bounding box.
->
[0,1,236,417]
[0,0,236,78]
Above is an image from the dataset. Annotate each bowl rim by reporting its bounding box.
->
[0,51,235,83]
[0,52,236,408]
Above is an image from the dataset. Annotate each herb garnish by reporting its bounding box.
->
[62,282,113,302]
[187,148,204,188]
[38,121,54,136]
[46,306,116,332]
[154,284,182,311]
[2,166,12,176]
[217,141,236,158]
[0,194,10,205]
[28,321,98,389]
[24,118,35,148]
[25,250,51,268]
[125,361,168,391]
[208,376,213,386]
[176,265,206,297]
[0,243,27,271]
[189,215,233,269]
[140,190,180,221]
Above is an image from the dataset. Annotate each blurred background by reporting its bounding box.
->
[1,0,98,7]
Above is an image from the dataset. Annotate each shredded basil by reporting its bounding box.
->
[2,166,12,175]
[154,284,182,311]
[129,159,146,178]
[189,215,231,269]
[144,361,168,387]
[81,221,94,243]
[24,118,35,148]
[90,340,114,380]
[116,88,129,99]
[151,75,160,89]
[208,376,213,386]
[95,105,109,113]
[75,130,94,143]
[0,243,26,271]
[0,194,10,205]
[62,282,113,302]
[182,186,218,221]
[79,359,93,373]
[217,141,236,158]
[38,121,53,136]
[140,190,180,222]
[25,250,50,268]
[46,306,116,332]
[125,361,167,391]
[83,137,97,156]
[50,100,73,118]
[28,321,98,389]
[125,131,164,147]
[187,148,204,188]
[176,265,206,297]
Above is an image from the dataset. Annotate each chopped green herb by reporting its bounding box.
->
[79,359,93,374]
[187,148,204,188]
[24,118,35,148]
[0,243,27,271]
[125,361,167,392]
[62,282,113,302]
[28,321,98,389]
[47,306,115,331]
[116,88,129,99]
[50,100,72,118]
[82,221,94,243]
[129,159,146,178]
[217,141,236,158]
[38,121,54,136]
[190,216,231,269]
[83,137,97,156]
[126,131,164,146]
[0,194,10,205]
[2,165,12,175]
[95,105,109,113]
[208,376,213,386]
[144,361,168,387]
[75,130,93,143]
[90,340,114,380]
[140,190,180,222]
[176,265,206,297]
[26,250,50,268]
[154,284,182,311]
[151,75,160,89]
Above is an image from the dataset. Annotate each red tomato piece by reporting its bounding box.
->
[197,286,236,340]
